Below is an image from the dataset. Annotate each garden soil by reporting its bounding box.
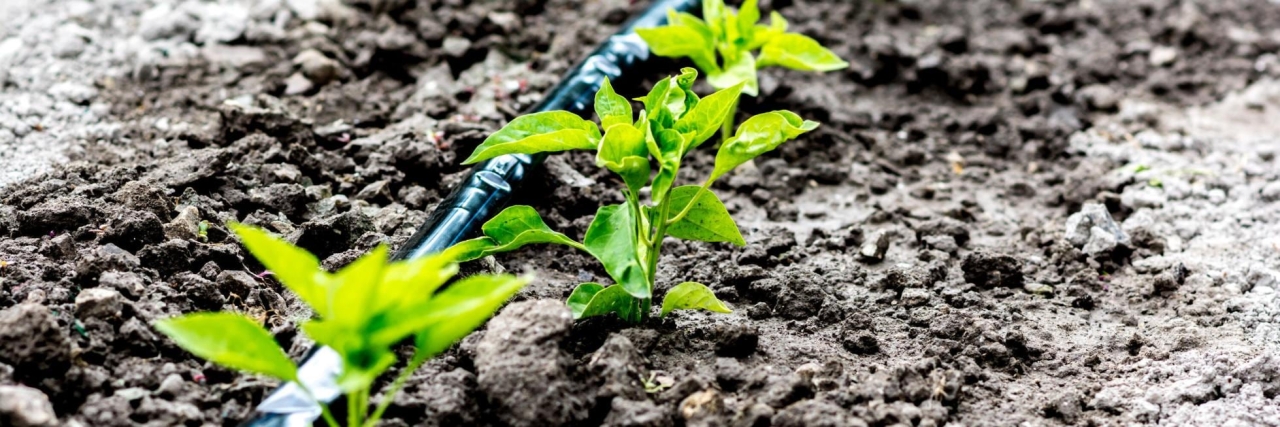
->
[2,0,1280,426]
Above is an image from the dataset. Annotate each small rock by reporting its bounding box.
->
[712,324,759,358]
[355,180,390,201]
[1260,181,1280,203]
[1064,203,1129,251]
[283,72,314,96]
[858,231,891,263]
[0,385,58,427]
[442,37,471,57]
[680,390,723,420]
[1083,226,1118,256]
[156,373,184,398]
[1077,84,1118,111]
[900,288,931,307]
[842,332,879,355]
[922,235,958,254]
[293,49,341,85]
[47,82,98,105]
[75,288,123,319]
[961,250,1024,289]
[0,304,72,379]
[1149,46,1178,67]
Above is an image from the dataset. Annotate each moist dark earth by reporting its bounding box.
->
[3,0,1280,426]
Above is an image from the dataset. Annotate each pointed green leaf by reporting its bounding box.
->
[660,282,731,317]
[747,11,788,50]
[597,123,651,195]
[575,284,645,323]
[674,81,744,152]
[449,206,583,262]
[446,237,498,263]
[229,223,332,316]
[154,313,298,381]
[649,129,687,205]
[737,0,761,39]
[584,205,649,299]
[636,25,718,74]
[328,245,389,328]
[374,249,460,315]
[412,274,531,358]
[595,78,633,130]
[708,51,759,96]
[758,33,849,72]
[703,0,726,39]
[711,111,819,181]
[666,186,745,246]
[463,111,601,164]
[567,282,606,319]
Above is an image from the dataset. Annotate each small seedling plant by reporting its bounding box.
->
[154,224,529,427]
[449,68,817,323]
[639,0,848,96]
[637,0,846,138]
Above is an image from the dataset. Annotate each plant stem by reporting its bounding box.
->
[348,389,360,427]
[365,352,432,427]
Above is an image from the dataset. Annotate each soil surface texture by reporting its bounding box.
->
[2,0,1280,426]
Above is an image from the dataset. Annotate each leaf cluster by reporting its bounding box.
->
[453,68,816,323]
[637,0,849,96]
[154,224,529,426]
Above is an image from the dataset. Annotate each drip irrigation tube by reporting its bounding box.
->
[241,1,697,425]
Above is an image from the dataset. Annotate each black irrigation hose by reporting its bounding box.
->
[241,1,698,425]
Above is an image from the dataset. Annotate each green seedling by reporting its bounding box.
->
[637,0,847,138]
[197,220,209,242]
[153,224,529,427]
[448,68,817,323]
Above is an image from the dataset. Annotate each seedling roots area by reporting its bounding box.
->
[3,0,1280,425]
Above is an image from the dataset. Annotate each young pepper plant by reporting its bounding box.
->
[637,0,846,139]
[449,68,817,323]
[153,224,529,427]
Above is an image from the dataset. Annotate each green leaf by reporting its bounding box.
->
[674,81,744,152]
[450,206,582,262]
[328,245,389,328]
[636,25,718,74]
[567,282,605,319]
[702,0,726,39]
[413,274,531,358]
[711,111,819,181]
[595,78,633,130]
[757,33,849,72]
[660,282,731,317]
[708,51,759,97]
[584,205,649,299]
[574,284,645,323]
[597,123,651,195]
[747,11,787,50]
[737,0,761,39]
[666,186,745,246]
[463,111,601,164]
[648,130,687,205]
[229,223,332,317]
[154,313,298,381]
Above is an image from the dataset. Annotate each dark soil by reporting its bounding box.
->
[3,0,1280,426]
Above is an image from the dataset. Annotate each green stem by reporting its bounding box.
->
[365,352,431,427]
[348,388,360,427]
